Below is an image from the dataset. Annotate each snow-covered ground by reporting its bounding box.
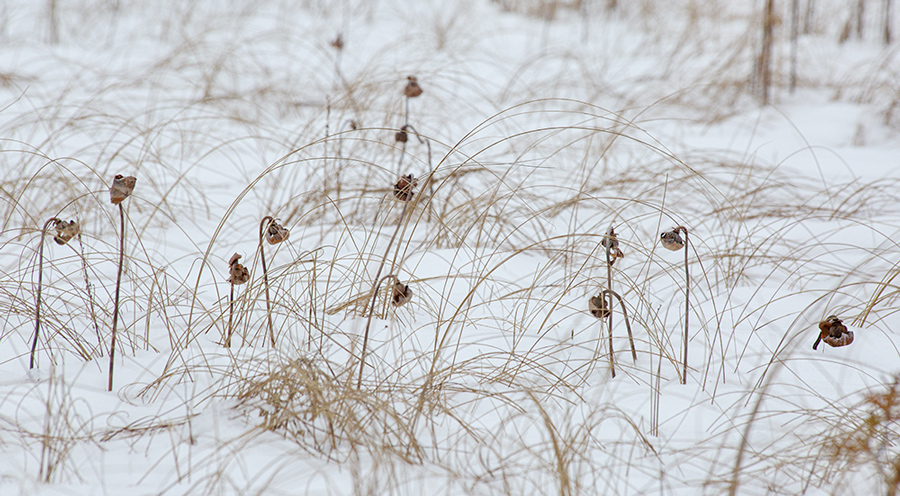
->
[1,1,899,494]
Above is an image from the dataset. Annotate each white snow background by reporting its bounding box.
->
[1,0,899,494]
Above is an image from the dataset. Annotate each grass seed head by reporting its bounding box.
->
[52,219,80,245]
[265,219,290,245]
[391,282,413,307]
[404,76,423,98]
[227,253,250,285]
[393,173,417,202]
[109,174,136,205]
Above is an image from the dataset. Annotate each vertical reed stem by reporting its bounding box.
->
[260,216,276,347]
[108,205,124,391]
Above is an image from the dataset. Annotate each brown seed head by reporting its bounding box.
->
[404,76,423,98]
[330,33,344,50]
[660,228,685,251]
[265,220,290,245]
[395,129,409,143]
[110,174,136,205]
[588,295,611,319]
[393,173,417,202]
[391,282,413,307]
[227,253,250,285]
[52,219,80,245]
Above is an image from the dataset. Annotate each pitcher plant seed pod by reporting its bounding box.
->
[395,129,409,143]
[265,219,290,245]
[601,225,624,265]
[404,76,423,98]
[227,253,250,285]
[660,228,685,251]
[52,219,80,245]
[588,294,611,319]
[814,315,854,349]
[391,282,413,307]
[109,174,136,205]
[393,173,417,202]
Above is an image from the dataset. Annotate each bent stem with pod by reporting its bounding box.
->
[225,253,250,348]
[660,226,690,385]
[357,174,417,388]
[108,174,135,391]
[596,225,629,378]
[357,274,413,388]
[259,216,289,347]
[31,217,80,369]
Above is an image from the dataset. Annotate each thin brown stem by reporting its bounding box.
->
[678,226,690,385]
[31,217,59,369]
[259,215,276,347]
[226,283,234,348]
[108,205,124,391]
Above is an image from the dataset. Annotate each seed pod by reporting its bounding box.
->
[588,295,610,319]
[660,228,685,251]
[404,76,423,98]
[52,219,80,245]
[391,282,413,307]
[393,173,417,202]
[110,174,136,205]
[227,253,250,285]
[330,33,344,50]
[815,315,854,349]
[265,220,290,245]
[395,129,408,143]
[601,225,624,265]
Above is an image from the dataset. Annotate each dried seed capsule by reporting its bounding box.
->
[391,282,413,307]
[265,220,290,245]
[52,219,80,245]
[404,76,423,98]
[395,129,408,143]
[110,174,136,205]
[227,253,250,285]
[330,33,343,50]
[814,315,854,349]
[660,228,685,251]
[588,295,610,319]
[601,225,624,265]
[393,173,417,202]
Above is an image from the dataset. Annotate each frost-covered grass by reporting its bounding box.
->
[1,0,899,494]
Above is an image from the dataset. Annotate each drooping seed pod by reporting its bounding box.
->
[110,174,136,205]
[330,33,344,50]
[588,294,610,319]
[391,282,413,307]
[814,315,854,349]
[52,219,80,245]
[601,225,624,265]
[660,228,685,251]
[404,76,423,98]
[393,173,417,202]
[395,129,409,143]
[227,253,250,285]
[264,219,290,245]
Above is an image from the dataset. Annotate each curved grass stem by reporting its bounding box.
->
[108,205,125,391]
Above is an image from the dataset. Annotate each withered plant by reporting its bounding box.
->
[589,224,635,378]
[31,217,80,369]
[259,216,290,347]
[660,225,690,384]
[357,174,418,388]
[225,252,250,348]
[108,174,135,391]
